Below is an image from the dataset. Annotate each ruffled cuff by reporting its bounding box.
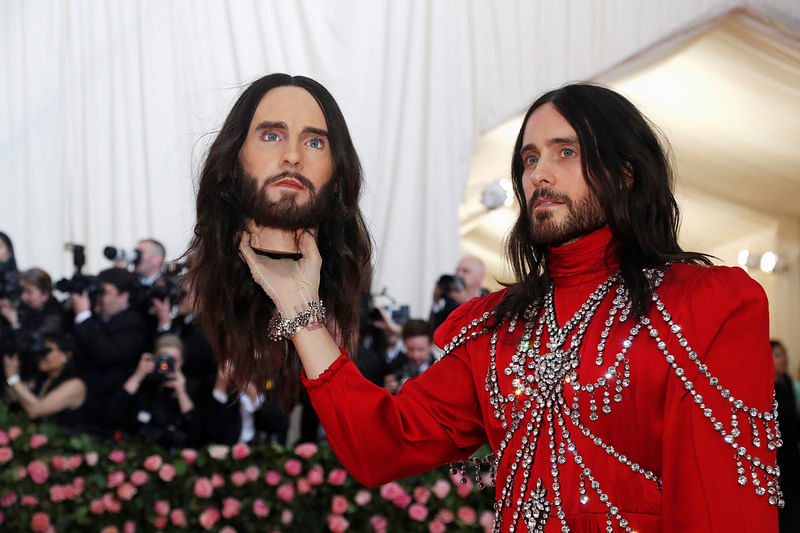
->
[301,348,350,390]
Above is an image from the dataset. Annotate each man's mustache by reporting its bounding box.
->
[261,171,316,192]
[528,187,571,215]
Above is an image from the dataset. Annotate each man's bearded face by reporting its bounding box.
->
[520,103,607,247]
[238,86,335,230]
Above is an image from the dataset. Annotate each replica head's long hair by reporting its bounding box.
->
[186,74,372,406]
[495,84,710,322]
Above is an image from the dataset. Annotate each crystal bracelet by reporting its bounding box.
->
[267,300,327,341]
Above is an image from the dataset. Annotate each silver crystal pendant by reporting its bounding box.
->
[522,479,551,533]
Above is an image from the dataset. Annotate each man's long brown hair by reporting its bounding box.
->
[186,74,372,406]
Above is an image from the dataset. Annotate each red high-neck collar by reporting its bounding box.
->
[547,227,619,287]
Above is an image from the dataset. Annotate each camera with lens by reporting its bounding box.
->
[0,271,22,299]
[436,274,466,295]
[148,352,176,383]
[55,244,101,298]
[144,277,180,303]
[104,246,141,267]
[0,329,48,360]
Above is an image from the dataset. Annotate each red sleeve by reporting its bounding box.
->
[302,296,499,488]
[661,266,777,531]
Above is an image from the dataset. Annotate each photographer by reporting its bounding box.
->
[106,334,204,448]
[71,267,147,428]
[3,333,87,430]
[134,239,166,286]
[0,268,66,335]
[383,319,436,395]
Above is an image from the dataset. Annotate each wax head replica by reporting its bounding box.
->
[495,84,710,321]
[187,74,372,403]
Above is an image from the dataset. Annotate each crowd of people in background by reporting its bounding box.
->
[0,230,496,451]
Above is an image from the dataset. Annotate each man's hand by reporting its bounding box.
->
[134,353,155,380]
[0,299,19,328]
[152,297,172,328]
[3,354,20,378]
[164,367,187,394]
[238,229,322,317]
[70,290,91,315]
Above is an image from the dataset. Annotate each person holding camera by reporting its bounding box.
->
[3,333,87,430]
[70,267,147,430]
[0,268,66,335]
[383,319,436,395]
[106,334,204,449]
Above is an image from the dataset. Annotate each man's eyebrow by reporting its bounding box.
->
[302,126,328,137]
[519,136,579,154]
[254,120,286,132]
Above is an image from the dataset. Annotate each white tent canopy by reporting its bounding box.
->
[2,1,798,329]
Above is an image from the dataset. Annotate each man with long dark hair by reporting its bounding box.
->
[186,74,371,405]
[241,84,778,531]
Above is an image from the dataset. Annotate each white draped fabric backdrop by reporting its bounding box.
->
[2,0,798,316]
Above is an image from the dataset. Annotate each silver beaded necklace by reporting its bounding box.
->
[441,267,783,533]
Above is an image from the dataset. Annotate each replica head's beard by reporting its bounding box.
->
[240,165,336,230]
[529,186,607,247]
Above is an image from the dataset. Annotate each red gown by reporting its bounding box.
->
[303,228,779,532]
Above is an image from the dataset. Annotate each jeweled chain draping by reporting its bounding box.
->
[441,268,782,533]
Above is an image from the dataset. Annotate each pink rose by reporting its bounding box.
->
[51,455,66,470]
[144,454,163,472]
[264,470,281,486]
[294,442,318,458]
[154,499,171,516]
[0,430,8,445]
[370,515,388,533]
[130,470,149,486]
[431,479,451,499]
[159,463,176,482]
[170,508,187,526]
[296,478,311,494]
[409,503,429,521]
[380,481,404,501]
[21,494,39,506]
[100,528,119,533]
[208,444,229,460]
[354,489,372,506]
[307,464,324,485]
[30,512,51,532]
[108,449,126,463]
[29,433,48,449]
[194,477,214,498]
[103,493,122,513]
[199,507,220,530]
[69,454,83,469]
[211,473,225,488]
[89,498,104,514]
[413,486,431,504]
[180,448,197,464]
[222,497,241,518]
[393,492,412,508]
[72,476,85,492]
[281,510,293,525]
[456,477,473,498]
[49,485,66,502]
[85,451,99,466]
[153,516,168,529]
[277,483,295,502]
[428,520,446,533]
[107,470,126,489]
[231,471,248,486]
[16,466,26,480]
[63,485,77,500]
[245,465,260,482]
[0,492,16,507]
[327,514,350,532]
[7,426,21,440]
[28,460,49,484]
[117,482,137,501]
[458,506,477,525]
[220,527,237,533]
[331,495,348,515]
[0,447,12,464]
[232,442,250,459]
[479,510,495,530]
[327,468,347,486]
[436,509,454,523]
[124,521,136,533]
[253,499,270,517]
[284,458,302,476]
